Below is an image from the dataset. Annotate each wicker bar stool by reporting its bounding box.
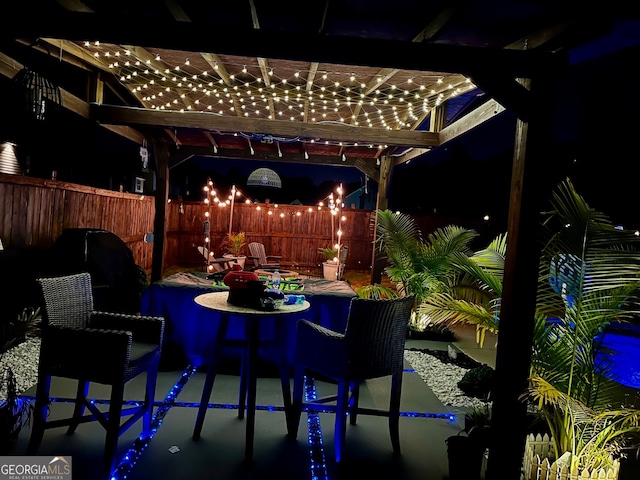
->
[27,272,165,478]
[288,295,415,462]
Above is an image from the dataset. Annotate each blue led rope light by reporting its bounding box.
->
[109,365,197,480]
[18,363,457,478]
[303,375,329,480]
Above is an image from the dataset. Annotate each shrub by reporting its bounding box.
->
[457,364,494,399]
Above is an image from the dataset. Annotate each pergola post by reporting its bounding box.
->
[485,76,560,479]
[369,155,392,285]
[150,141,169,283]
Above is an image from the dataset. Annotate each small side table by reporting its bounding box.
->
[192,291,310,461]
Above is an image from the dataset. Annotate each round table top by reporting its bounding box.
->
[194,291,310,316]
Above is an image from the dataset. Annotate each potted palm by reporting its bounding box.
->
[223,232,247,269]
[318,246,339,280]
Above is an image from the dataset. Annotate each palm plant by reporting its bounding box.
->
[374,209,478,303]
[419,233,506,346]
[524,177,640,473]
[224,232,246,256]
[371,209,478,332]
[374,180,640,473]
[318,246,338,262]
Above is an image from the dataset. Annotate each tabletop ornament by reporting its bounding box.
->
[223,264,284,311]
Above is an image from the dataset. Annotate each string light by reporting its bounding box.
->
[84,41,474,132]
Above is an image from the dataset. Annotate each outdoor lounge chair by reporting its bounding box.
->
[28,272,165,477]
[337,246,349,280]
[288,295,415,462]
[247,241,282,270]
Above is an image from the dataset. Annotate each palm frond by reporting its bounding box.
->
[527,178,640,471]
[419,293,498,347]
[355,284,399,300]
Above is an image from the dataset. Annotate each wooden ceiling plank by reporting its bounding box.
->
[353,158,379,183]
[393,148,431,166]
[101,124,147,144]
[164,0,191,22]
[304,62,319,123]
[40,39,140,106]
[203,131,219,152]
[120,45,195,110]
[92,104,440,148]
[9,11,565,78]
[412,2,466,43]
[469,73,530,121]
[165,128,182,147]
[173,146,359,168]
[200,52,232,86]
[438,98,506,145]
[257,57,276,120]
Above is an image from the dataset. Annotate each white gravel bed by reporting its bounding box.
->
[404,349,490,410]
[2,337,489,410]
[1,336,41,401]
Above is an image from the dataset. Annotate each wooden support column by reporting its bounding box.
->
[429,104,445,132]
[369,155,392,284]
[87,71,104,104]
[150,141,169,283]
[485,76,559,479]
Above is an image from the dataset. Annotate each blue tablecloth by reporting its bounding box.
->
[140,272,357,368]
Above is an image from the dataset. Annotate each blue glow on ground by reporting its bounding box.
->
[22,365,457,478]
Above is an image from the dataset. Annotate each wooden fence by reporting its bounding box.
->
[1,174,490,275]
[0,175,376,273]
[522,433,620,480]
[164,199,376,273]
[0,173,155,272]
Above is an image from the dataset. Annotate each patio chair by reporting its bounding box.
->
[28,272,165,477]
[288,295,415,462]
[247,241,282,270]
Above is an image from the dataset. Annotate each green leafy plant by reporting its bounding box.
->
[458,364,494,400]
[2,307,40,353]
[0,362,34,452]
[523,178,640,474]
[371,209,480,334]
[355,284,398,299]
[418,232,506,347]
[374,210,479,305]
[318,246,338,262]
[464,403,493,445]
[224,232,246,256]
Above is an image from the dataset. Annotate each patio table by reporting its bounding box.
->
[139,271,357,368]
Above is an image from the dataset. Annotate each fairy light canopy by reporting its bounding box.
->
[68,41,474,138]
[247,168,282,188]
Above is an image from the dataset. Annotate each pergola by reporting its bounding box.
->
[2,3,637,478]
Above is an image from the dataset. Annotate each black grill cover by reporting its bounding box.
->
[44,228,145,313]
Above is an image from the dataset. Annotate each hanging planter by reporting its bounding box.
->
[522,434,620,480]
